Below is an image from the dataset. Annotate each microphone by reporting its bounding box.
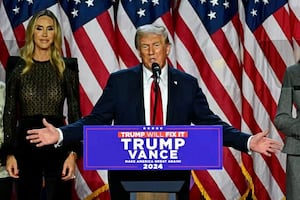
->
[151,62,161,83]
[151,63,161,125]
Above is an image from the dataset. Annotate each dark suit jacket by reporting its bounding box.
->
[62,64,250,152]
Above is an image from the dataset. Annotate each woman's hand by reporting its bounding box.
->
[6,155,19,178]
[61,151,77,181]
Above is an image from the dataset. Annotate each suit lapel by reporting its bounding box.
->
[130,65,146,124]
[166,67,179,124]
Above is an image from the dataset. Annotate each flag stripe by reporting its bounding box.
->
[116,26,140,68]
[253,26,287,83]
[79,85,94,116]
[0,33,10,70]
[193,170,226,200]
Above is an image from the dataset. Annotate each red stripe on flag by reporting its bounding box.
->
[0,33,10,69]
[253,26,287,82]
[211,28,242,86]
[13,25,25,48]
[290,10,300,45]
[79,84,94,116]
[63,38,72,57]
[96,12,118,57]
[211,14,242,88]
[160,12,174,37]
[73,28,110,88]
[193,170,226,200]
[223,148,248,195]
[189,182,202,200]
[116,26,140,68]
[176,62,185,72]
[273,5,293,44]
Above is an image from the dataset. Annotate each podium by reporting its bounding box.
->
[83,125,223,200]
[108,170,190,200]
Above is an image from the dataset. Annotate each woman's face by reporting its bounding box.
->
[33,15,55,51]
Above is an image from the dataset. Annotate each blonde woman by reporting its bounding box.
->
[3,10,81,200]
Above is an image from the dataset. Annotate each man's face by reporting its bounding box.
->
[138,33,170,70]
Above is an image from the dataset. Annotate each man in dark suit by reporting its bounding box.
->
[27,24,282,200]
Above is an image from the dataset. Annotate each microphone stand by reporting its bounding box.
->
[151,76,160,125]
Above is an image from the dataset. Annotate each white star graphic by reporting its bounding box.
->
[26,0,33,4]
[12,6,20,14]
[152,0,159,6]
[141,0,148,4]
[262,0,269,5]
[74,0,81,5]
[207,10,216,20]
[71,8,79,18]
[250,9,257,17]
[200,0,206,4]
[85,0,94,7]
[137,8,146,17]
[223,0,229,9]
[210,0,219,6]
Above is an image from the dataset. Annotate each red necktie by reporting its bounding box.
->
[150,80,163,125]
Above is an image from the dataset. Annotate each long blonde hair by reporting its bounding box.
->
[20,10,65,77]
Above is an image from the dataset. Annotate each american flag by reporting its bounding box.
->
[240,0,292,199]
[174,0,295,199]
[1,0,300,199]
[174,0,249,199]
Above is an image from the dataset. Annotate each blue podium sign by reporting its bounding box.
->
[83,125,222,170]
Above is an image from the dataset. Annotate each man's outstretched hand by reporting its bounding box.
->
[27,118,59,147]
[250,130,283,156]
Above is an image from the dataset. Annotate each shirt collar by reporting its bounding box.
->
[143,63,168,83]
